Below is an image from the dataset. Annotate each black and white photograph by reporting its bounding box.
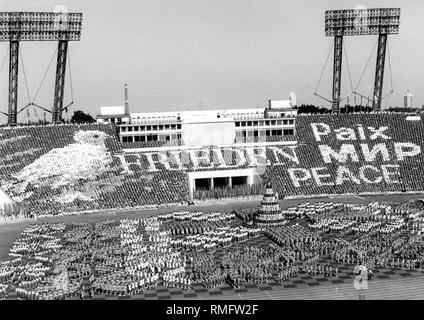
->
[0,0,424,311]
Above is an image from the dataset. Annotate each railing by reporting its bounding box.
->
[234,135,297,143]
[122,139,185,149]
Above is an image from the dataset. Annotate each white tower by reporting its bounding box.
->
[404,90,413,108]
[289,92,297,107]
[124,84,130,115]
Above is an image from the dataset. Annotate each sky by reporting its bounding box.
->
[0,0,423,122]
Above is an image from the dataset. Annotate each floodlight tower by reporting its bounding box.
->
[325,8,400,112]
[0,11,83,126]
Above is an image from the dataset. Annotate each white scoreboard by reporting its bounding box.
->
[182,119,235,147]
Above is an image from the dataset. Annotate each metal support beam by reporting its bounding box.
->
[372,33,388,111]
[52,40,68,124]
[332,35,343,113]
[8,41,19,126]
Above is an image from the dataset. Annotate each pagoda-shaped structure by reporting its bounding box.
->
[253,182,285,227]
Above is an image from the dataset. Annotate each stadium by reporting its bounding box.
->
[1,4,424,302]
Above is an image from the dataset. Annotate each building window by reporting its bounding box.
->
[152,125,158,131]
[247,121,252,126]
[235,122,240,127]
[121,127,127,132]
[177,124,181,129]
[128,127,133,132]
[284,129,294,136]
[241,122,246,126]
[165,125,170,130]
[147,126,151,131]
[134,126,139,131]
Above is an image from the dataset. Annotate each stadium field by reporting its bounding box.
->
[1,192,423,261]
[1,192,422,260]
[1,193,424,300]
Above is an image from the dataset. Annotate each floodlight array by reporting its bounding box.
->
[0,12,82,41]
[325,8,400,36]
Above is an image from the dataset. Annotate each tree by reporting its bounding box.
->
[297,104,332,114]
[70,110,95,124]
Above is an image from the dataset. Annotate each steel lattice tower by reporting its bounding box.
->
[325,8,400,112]
[0,11,83,126]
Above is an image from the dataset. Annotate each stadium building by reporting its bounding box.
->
[96,89,297,146]
[96,90,298,200]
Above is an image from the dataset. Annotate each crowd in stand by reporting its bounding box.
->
[2,113,424,219]
[0,123,190,219]
[234,135,297,144]
[269,113,424,197]
[122,139,185,149]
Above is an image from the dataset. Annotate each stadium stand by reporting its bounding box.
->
[266,114,424,197]
[234,135,297,144]
[0,124,188,217]
[1,114,424,218]
[122,139,185,149]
